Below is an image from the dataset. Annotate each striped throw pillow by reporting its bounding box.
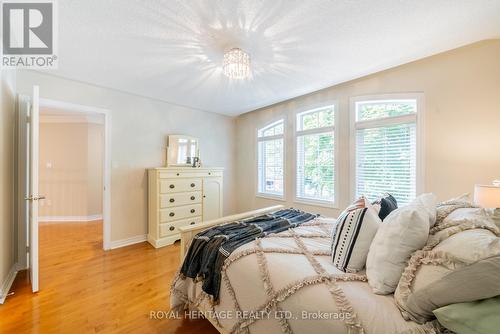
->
[331,205,381,273]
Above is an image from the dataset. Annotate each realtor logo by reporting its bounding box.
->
[2,0,58,68]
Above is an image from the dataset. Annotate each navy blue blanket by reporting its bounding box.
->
[179,208,318,301]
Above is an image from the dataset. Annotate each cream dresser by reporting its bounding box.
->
[147,167,223,248]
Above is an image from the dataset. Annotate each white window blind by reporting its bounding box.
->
[257,120,284,197]
[296,106,335,203]
[354,99,418,205]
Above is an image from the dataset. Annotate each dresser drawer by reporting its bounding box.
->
[160,203,202,223]
[160,216,202,237]
[160,191,202,208]
[159,170,223,179]
[159,178,201,193]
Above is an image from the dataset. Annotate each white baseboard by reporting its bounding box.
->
[39,214,103,223]
[0,263,19,304]
[109,234,147,250]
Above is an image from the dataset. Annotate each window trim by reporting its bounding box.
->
[293,101,339,208]
[255,117,286,200]
[349,93,425,203]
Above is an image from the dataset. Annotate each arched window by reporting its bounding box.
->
[257,119,284,197]
[296,106,335,204]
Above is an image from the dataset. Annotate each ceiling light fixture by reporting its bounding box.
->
[222,48,250,79]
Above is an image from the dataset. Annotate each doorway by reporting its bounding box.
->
[39,108,104,223]
[17,92,111,293]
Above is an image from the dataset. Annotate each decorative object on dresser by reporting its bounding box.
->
[166,135,200,167]
[147,167,223,248]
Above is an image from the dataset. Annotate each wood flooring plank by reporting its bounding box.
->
[0,221,218,334]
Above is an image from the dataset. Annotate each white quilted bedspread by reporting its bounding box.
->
[170,218,437,334]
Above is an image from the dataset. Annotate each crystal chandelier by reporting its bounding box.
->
[222,48,250,79]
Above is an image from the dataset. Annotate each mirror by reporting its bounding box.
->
[167,135,199,167]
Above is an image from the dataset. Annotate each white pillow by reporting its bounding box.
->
[413,192,437,227]
[331,201,381,273]
[366,193,437,294]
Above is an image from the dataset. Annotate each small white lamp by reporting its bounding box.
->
[474,181,500,219]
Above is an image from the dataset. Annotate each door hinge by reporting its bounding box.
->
[26,245,30,253]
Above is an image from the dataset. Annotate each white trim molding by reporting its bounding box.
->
[39,214,103,223]
[255,193,287,202]
[255,117,287,200]
[0,263,19,304]
[293,101,339,208]
[109,234,147,250]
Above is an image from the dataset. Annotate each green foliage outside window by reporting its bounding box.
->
[297,107,335,201]
[357,101,416,121]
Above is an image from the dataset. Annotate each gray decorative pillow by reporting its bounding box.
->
[394,209,500,324]
[331,204,381,273]
[403,256,500,323]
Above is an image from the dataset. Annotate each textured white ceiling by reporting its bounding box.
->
[46,0,500,116]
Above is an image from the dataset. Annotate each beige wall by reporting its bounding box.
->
[0,69,17,296]
[16,71,237,242]
[12,39,500,246]
[235,39,500,217]
[39,119,104,219]
[87,123,104,216]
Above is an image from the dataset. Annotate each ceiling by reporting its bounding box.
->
[46,0,500,116]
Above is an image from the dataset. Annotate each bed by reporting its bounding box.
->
[170,206,441,334]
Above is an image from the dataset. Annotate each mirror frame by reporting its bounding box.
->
[166,135,199,167]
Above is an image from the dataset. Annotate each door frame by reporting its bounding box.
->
[39,98,112,250]
[18,96,112,256]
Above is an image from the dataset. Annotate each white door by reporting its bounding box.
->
[27,86,41,293]
[202,177,223,221]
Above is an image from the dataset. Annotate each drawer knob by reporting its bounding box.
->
[190,183,195,187]
[169,184,175,189]
[169,226,175,231]
[208,172,211,175]
[190,209,195,213]
[169,212,175,217]
[190,222,195,225]
[190,196,195,200]
[176,173,180,176]
[169,198,175,203]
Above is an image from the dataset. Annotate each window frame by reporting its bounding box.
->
[293,102,339,208]
[255,118,286,201]
[349,93,425,203]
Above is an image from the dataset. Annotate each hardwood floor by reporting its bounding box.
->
[0,221,218,334]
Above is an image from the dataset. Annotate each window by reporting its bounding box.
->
[353,97,419,206]
[296,106,335,203]
[257,119,284,197]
